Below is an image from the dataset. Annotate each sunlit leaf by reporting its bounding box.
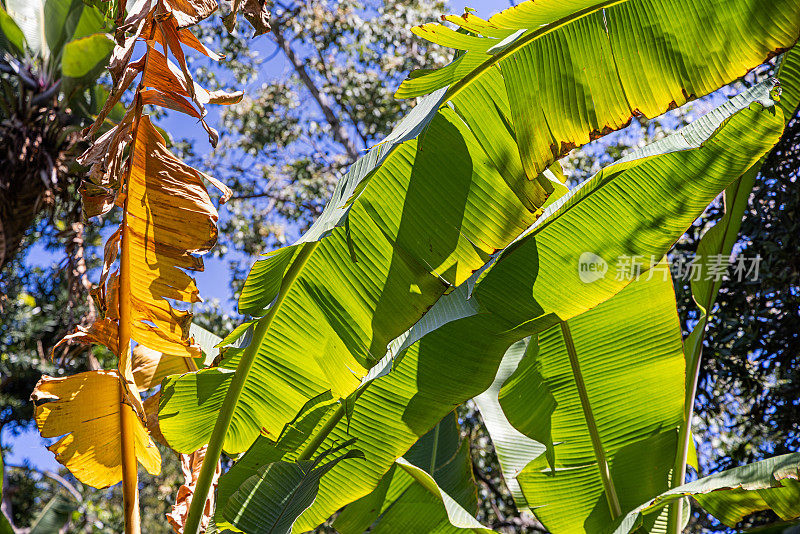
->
[159,84,550,455]
[611,453,800,533]
[335,413,490,534]
[61,32,113,78]
[217,441,364,534]
[31,370,160,488]
[277,85,785,532]
[398,0,800,180]
[501,267,684,532]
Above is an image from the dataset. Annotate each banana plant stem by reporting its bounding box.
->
[669,316,707,533]
[118,228,140,534]
[183,241,319,534]
[117,97,145,534]
[560,321,622,519]
[119,396,141,533]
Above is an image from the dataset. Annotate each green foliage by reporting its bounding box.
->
[335,413,488,533]
[160,84,546,455]
[1,0,112,99]
[216,441,364,533]
[61,33,113,78]
[612,453,800,533]
[28,494,77,533]
[188,86,786,534]
[155,2,800,532]
[4,1,800,533]
[500,271,685,532]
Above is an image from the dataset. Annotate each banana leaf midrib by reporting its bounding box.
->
[559,320,623,518]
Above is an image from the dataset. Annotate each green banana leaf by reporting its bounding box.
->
[43,0,85,63]
[333,412,492,534]
[219,83,784,533]
[499,266,684,533]
[61,32,113,78]
[610,453,800,533]
[159,84,550,455]
[215,440,364,534]
[672,46,800,527]
[389,459,494,534]
[475,340,699,529]
[778,46,800,120]
[471,338,544,513]
[213,397,489,533]
[159,0,799,465]
[468,81,780,329]
[214,391,344,519]
[398,0,800,179]
[686,45,800,352]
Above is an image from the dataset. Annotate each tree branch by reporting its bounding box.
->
[311,46,370,148]
[270,26,361,162]
[5,463,83,504]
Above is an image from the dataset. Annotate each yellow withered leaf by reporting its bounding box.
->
[132,344,194,391]
[143,392,168,446]
[166,445,221,534]
[124,115,223,359]
[31,370,161,488]
[161,0,217,29]
[143,44,243,108]
[53,317,119,356]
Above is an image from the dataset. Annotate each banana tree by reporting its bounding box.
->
[159,1,800,530]
[312,86,796,532]
[172,74,790,534]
